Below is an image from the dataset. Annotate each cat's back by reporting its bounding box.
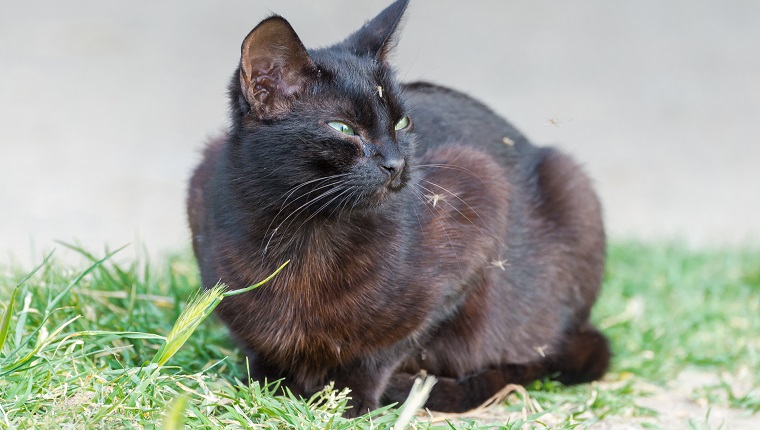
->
[187,136,225,278]
[403,81,531,159]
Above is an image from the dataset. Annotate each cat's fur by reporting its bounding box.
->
[188,0,609,416]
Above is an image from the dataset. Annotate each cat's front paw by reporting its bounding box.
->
[382,372,417,406]
[343,395,379,418]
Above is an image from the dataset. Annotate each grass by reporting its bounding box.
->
[0,242,759,428]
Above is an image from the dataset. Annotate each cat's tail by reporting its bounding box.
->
[384,324,610,412]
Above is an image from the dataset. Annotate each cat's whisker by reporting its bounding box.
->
[277,184,354,253]
[280,184,346,230]
[413,163,487,184]
[414,181,506,253]
[408,190,427,241]
[258,164,288,180]
[412,188,462,268]
[278,174,350,213]
[413,66,444,85]
[345,188,364,214]
[410,187,465,279]
[295,186,354,232]
[264,175,337,236]
[418,178,506,249]
[263,182,347,255]
[289,178,346,210]
[262,176,349,254]
[271,184,343,232]
[328,185,358,219]
[401,48,420,82]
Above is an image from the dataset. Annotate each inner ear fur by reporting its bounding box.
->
[239,16,316,120]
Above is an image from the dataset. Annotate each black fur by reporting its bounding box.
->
[188,0,609,417]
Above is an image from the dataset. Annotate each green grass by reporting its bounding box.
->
[1,242,758,428]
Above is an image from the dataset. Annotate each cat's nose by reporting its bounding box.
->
[381,157,405,182]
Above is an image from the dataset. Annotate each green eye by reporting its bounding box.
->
[327,121,355,135]
[394,116,410,131]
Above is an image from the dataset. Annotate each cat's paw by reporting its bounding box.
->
[382,372,418,405]
[342,396,379,418]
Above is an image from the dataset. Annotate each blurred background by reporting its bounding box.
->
[2,0,759,265]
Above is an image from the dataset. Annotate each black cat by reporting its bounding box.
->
[188,0,609,417]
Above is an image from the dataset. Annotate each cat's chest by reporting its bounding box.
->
[213,237,434,363]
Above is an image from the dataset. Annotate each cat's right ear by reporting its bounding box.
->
[342,0,409,63]
[239,16,316,120]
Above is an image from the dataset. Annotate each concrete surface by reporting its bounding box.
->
[2,0,759,265]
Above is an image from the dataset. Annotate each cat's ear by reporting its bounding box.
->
[342,0,409,62]
[239,16,317,120]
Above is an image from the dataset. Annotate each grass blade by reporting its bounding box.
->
[221,260,289,297]
[393,374,437,429]
[162,394,189,430]
[46,244,128,313]
[150,284,226,366]
[63,330,166,342]
[152,262,288,367]
[14,251,55,288]
[0,315,81,376]
[0,288,17,353]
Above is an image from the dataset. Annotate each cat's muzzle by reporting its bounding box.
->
[381,157,407,191]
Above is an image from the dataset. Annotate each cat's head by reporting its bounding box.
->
[229,0,413,212]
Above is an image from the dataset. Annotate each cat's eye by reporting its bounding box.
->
[394,116,410,131]
[327,121,355,136]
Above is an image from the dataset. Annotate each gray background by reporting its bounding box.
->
[2,0,759,265]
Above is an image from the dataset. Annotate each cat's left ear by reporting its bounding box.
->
[342,0,409,63]
[239,16,317,120]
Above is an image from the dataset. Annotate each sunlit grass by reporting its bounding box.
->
[0,242,758,428]
[151,260,288,367]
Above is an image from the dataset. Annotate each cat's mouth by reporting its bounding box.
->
[351,175,407,210]
[386,173,407,192]
[380,156,408,192]
[367,167,409,205]
[381,164,409,195]
[348,158,410,208]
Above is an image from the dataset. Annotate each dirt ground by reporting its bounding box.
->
[630,369,757,429]
[423,369,757,428]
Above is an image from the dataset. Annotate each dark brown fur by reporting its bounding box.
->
[187,0,609,417]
